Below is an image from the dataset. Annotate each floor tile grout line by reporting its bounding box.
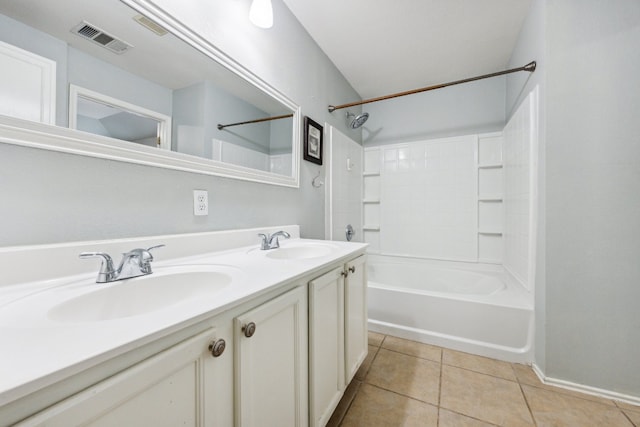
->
[363,381,440,408]
[365,380,502,427]
[621,409,638,427]
[442,361,520,384]
[615,401,640,411]
[518,382,539,426]
[378,334,387,348]
[439,407,503,427]
[379,346,443,364]
[437,348,443,427]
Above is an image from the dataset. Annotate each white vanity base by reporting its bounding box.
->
[0,226,367,427]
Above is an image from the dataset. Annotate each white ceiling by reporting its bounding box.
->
[282,0,532,99]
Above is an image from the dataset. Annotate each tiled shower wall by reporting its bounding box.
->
[363,89,537,274]
[364,135,486,262]
[503,87,538,291]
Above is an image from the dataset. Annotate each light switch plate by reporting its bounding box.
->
[193,190,208,216]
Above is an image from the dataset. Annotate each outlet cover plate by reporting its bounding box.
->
[193,190,208,216]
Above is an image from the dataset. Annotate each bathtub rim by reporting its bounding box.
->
[366,252,504,274]
[367,254,533,310]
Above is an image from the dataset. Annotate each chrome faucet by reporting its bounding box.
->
[258,231,290,250]
[79,245,165,283]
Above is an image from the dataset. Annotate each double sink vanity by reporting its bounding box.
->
[0,225,368,426]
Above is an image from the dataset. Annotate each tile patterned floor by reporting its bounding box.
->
[328,332,640,427]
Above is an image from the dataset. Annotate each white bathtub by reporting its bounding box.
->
[367,254,534,363]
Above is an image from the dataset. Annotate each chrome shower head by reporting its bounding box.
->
[346,111,369,129]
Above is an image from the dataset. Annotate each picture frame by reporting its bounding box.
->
[303,116,323,165]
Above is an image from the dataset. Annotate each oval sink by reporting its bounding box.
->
[47,265,237,323]
[265,243,338,260]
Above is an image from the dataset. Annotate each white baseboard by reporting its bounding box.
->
[532,363,640,407]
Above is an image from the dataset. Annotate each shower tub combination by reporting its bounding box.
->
[367,254,534,362]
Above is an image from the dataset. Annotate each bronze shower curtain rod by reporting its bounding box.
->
[217,113,294,130]
[328,61,536,113]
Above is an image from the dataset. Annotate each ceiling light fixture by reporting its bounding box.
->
[249,0,273,29]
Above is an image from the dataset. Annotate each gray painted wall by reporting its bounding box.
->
[509,0,640,396]
[544,0,640,396]
[362,77,506,146]
[0,0,360,246]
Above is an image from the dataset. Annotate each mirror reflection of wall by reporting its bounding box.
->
[0,0,297,179]
[76,97,160,147]
[173,79,293,175]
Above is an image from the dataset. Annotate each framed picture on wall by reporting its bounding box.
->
[303,116,323,165]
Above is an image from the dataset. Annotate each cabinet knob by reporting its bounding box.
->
[242,322,257,338]
[208,339,226,357]
[342,266,356,277]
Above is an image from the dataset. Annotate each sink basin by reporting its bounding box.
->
[47,265,237,322]
[265,243,338,260]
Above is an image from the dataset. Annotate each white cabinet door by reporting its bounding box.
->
[0,41,56,124]
[17,328,220,427]
[344,255,368,382]
[235,285,308,427]
[309,267,345,427]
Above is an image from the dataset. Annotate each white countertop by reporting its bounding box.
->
[0,232,367,407]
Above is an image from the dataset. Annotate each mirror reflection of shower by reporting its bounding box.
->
[346,111,369,129]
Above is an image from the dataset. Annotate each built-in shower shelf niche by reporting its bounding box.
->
[478,196,503,202]
[362,147,382,253]
[478,230,503,235]
[477,133,504,264]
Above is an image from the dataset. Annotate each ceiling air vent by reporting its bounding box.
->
[133,14,168,36]
[71,21,133,54]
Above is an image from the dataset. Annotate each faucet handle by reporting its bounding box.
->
[123,244,164,259]
[268,231,290,249]
[79,252,115,283]
[258,234,270,250]
[144,244,165,261]
[124,244,165,273]
[142,244,164,270]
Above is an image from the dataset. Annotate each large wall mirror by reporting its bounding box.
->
[0,0,300,187]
